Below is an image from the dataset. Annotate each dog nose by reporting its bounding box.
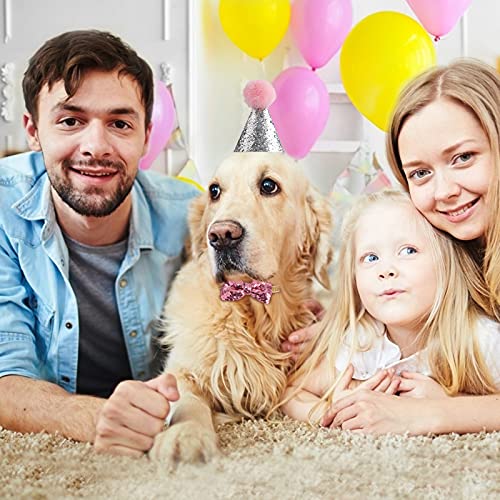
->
[208,221,244,250]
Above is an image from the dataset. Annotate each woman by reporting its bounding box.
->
[325,59,500,435]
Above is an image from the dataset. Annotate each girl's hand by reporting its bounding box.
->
[398,371,448,399]
[321,366,401,427]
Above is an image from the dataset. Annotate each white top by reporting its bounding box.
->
[335,316,500,389]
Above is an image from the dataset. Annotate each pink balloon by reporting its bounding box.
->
[291,0,353,70]
[270,67,329,159]
[407,0,473,39]
[139,80,176,170]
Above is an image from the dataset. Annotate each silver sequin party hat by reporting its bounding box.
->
[234,80,284,153]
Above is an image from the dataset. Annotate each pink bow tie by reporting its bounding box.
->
[220,280,279,304]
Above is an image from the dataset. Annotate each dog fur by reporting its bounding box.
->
[149,152,332,463]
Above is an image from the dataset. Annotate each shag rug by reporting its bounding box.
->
[1,418,500,499]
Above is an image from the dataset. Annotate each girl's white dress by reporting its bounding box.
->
[335,316,500,388]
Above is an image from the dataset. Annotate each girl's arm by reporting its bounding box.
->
[282,363,401,423]
[281,357,331,422]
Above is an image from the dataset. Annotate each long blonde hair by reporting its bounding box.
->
[386,58,500,313]
[286,190,496,422]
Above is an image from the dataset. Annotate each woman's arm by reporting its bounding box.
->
[323,390,500,434]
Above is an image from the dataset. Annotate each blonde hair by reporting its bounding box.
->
[386,58,500,313]
[286,189,497,422]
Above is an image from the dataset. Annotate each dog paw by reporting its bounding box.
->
[149,421,219,464]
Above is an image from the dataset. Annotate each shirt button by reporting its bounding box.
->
[138,371,145,377]
[65,322,73,329]
[129,330,137,338]
[119,279,128,288]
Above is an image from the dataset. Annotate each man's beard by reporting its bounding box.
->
[48,159,136,217]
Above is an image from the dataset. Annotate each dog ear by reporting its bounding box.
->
[304,187,333,290]
[187,193,208,258]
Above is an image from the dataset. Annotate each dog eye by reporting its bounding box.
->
[260,178,280,196]
[209,183,221,200]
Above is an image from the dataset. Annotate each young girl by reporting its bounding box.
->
[281,190,500,427]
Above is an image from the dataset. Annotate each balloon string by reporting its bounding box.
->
[260,58,267,78]
[434,35,440,42]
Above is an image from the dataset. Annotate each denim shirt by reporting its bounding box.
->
[0,151,200,393]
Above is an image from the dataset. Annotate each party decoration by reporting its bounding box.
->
[176,159,204,192]
[291,0,353,70]
[407,0,473,40]
[340,12,436,131]
[235,80,283,153]
[219,0,291,60]
[270,67,329,159]
[140,80,176,170]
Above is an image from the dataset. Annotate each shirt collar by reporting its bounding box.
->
[12,170,154,252]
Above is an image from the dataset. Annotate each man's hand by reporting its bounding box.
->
[94,373,179,457]
[281,299,324,360]
[398,371,447,399]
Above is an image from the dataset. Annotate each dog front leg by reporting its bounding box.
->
[149,381,218,464]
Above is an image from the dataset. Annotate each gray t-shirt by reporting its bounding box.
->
[64,234,131,398]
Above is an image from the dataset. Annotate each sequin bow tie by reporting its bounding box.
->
[220,280,280,305]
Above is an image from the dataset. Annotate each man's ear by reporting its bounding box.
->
[23,113,41,151]
[142,122,153,157]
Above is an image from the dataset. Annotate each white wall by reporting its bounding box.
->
[191,0,500,191]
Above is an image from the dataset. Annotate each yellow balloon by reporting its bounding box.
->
[340,12,436,131]
[219,0,291,60]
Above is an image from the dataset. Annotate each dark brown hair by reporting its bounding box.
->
[22,30,154,127]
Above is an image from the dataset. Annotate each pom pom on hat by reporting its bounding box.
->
[243,80,276,110]
[234,80,283,153]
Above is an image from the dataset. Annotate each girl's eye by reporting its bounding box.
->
[400,246,417,256]
[362,253,378,263]
[455,152,473,164]
[408,168,430,180]
[209,183,221,200]
[260,178,280,195]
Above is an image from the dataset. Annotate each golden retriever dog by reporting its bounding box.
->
[149,152,332,463]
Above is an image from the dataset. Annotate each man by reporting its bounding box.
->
[0,30,197,457]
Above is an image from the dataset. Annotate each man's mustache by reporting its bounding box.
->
[62,158,125,171]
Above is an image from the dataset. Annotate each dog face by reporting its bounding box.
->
[189,152,332,287]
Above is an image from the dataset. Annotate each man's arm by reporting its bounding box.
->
[0,375,104,442]
[0,373,180,457]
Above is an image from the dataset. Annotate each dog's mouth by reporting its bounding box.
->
[212,248,265,284]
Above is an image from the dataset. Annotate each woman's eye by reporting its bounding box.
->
[362,253,378,263]
[400,246,417,256]
[260,178,280,195]
[408,169,430,180]
[209,183,221,200]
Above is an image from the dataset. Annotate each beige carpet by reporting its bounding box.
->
[1,418,500,499]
